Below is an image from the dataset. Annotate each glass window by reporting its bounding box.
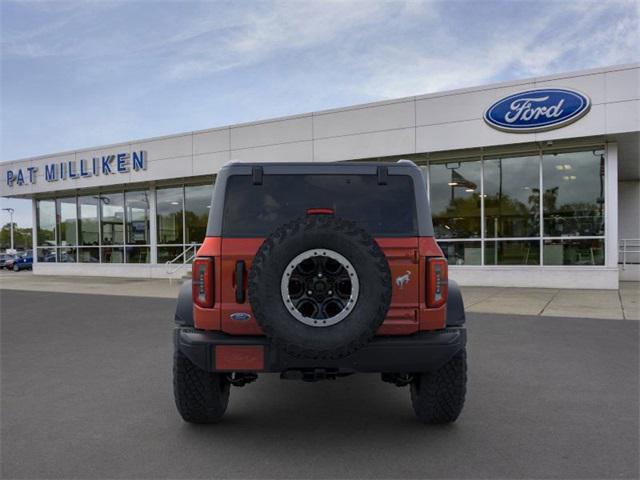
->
[56,197,77,246]
[544,238,604,265]
[542,150,605,237]
[484,155,540,238]
[185,184,213,244]
[158,246,184,264]
[37,246,56,262]
[125,190,150,245]
[78,247,99,263]
[222,174,417,237]
[438,241,482,266]
[36,200,56,246]
[78,196,99,246]
[58,247,76,263]
[100,193,124,245]
[101,246,124,263]
[485,240,540,265]
[157,187,184,244]
[429,160,481,239]
[126,246,150,264]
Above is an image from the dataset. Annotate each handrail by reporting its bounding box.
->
[166,243,199,279]
[619,238,640,270]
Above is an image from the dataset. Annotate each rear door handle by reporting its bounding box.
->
[235,260,245,304]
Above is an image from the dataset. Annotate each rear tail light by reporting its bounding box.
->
[306,208,335,215]
[426,257,448,308]
[192,257,214,308]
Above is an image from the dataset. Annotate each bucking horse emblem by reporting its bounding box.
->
[395,270,412,289]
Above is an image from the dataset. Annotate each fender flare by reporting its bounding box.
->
[446,279,465,326]
[175,280,194,327]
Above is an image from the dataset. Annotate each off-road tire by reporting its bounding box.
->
[249,215,392,360]
[410,348,467,424]
[173,348,230,424]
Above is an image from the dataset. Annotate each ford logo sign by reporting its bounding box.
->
[484,88,591,133]
[230,312,251,321]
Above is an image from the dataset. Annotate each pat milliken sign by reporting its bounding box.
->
[5,150,147,187]
[484,88,591,133]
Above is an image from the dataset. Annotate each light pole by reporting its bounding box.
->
[2,207,15,251]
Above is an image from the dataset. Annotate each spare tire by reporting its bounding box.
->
[248,215,391,359]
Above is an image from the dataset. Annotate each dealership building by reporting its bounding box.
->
[1,63,638,289]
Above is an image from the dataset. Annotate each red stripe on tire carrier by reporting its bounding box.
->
[215,346,264,371]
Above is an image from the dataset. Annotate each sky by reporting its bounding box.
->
[1,0,639,227]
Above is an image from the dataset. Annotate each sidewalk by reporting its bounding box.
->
[1,271,638,320]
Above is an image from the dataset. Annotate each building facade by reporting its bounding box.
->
[2,63,639,288]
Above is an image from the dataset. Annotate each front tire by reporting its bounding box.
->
[173,348,230,424]
[410,348,467,424]
[13,264,19,272]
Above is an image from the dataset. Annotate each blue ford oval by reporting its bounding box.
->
[484,88,591,132]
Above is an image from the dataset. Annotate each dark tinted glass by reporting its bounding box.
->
[484,155,540,238]
[542,150,605,236]
[156,187,183,244]
[222,174,417,236]
[429,160,481,239]
[125,190,150,245]
[37,200,56,246]
[100,193,124,245]
[185,184,212,244]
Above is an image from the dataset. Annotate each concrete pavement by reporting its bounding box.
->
[2,270,638,320]
[1,290,638,479]
[462,282,639,320]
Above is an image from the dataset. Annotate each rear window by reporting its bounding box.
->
[222,174,417,237]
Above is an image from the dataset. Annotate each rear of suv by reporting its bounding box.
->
[174,160,467,424]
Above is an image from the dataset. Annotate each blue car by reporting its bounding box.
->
[12,251,33,271]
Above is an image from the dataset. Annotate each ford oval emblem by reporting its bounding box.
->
[230,312,251,321]
[484,88,591,133]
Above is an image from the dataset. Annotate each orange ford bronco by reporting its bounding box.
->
[174,160,467,423]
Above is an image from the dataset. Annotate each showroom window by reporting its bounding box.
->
[56,197,77,263]
[34,182,213,265]
[156,183,213,264]
[422,146,605,266]
[78,195,100,262]
[542,149,605,265]
[36,199,56,262]
[36,190,152,264]
[125,190,151,264]
[100,192,125,263]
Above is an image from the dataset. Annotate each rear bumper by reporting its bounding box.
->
[175,327,466,374]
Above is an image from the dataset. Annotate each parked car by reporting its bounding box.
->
[173,160,467,424]
[0,253,15,269]
[11,251,33,271]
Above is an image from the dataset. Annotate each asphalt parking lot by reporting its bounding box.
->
[1,289,638,479]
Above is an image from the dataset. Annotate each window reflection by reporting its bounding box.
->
[78,196,99,246]
[185,184,212,244]
[100,193,124,245]
[485,240,540,265]
[542,150,605,237]
[544,238,604,265]
[484,155,540,238]
[56,197,77,246]
[157,187,184,244]
[439,241,481,265]
[125,191,150,245]
[37,200,56,246]
[429,160,481,238]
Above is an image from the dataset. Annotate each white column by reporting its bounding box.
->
[149,185,158,264]
[605,142,619,272]
[31,198,38,267]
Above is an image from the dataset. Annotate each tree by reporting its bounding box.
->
[0,223,32,251]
